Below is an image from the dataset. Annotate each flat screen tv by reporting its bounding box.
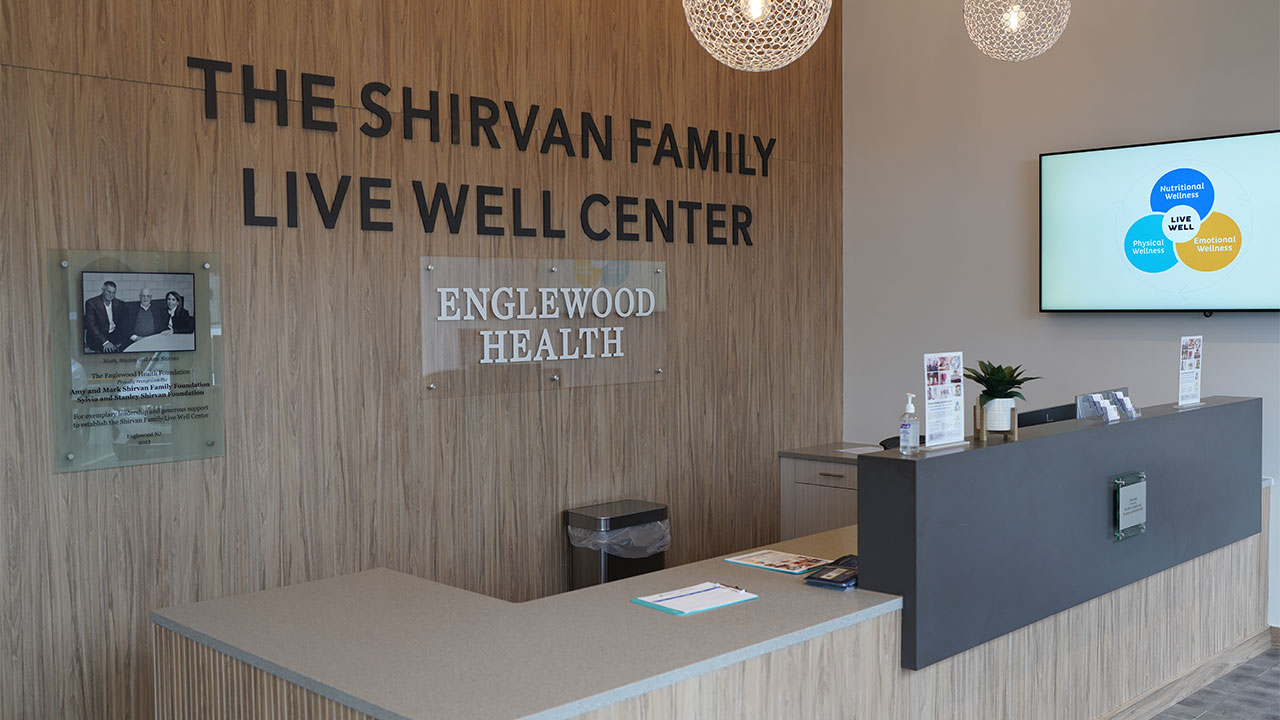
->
[1040,130,1279,312]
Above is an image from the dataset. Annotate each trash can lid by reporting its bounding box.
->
[563,499,668,531]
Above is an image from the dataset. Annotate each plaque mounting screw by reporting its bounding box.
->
[551,374,560,382]
[60,260,69,268]
[655,368,664,374]
[66,453,75,460]
[207,440,215,447]
[426,264,434,272]
[428,383,437,391]
[203,263,211,270]
[655,268,663,274]
[550,266,558,273]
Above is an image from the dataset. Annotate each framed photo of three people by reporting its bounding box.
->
[81,271,196,353]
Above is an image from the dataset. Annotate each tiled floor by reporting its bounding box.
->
[1152,648,1280,720]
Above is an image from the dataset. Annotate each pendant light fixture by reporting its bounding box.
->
[964,0,1071,62]
[682,0,833,72]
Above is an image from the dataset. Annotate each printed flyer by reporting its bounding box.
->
[1177,335,1203,406]
[923,351,965,447]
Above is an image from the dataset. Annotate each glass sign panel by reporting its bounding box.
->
[48,249,225,473]
[421,257,667,396]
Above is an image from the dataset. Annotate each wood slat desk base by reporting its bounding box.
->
[585,538,1266,720]
[152,626,375,720]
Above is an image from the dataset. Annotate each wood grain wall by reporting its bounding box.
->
[0,1,842,717]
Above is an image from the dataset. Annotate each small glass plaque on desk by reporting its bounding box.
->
[1113,472,1147,541]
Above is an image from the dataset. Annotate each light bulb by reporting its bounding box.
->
[1006,4,1022,31]
[741,0,771,22]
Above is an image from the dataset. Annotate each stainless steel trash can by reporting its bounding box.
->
[564,499,668,589]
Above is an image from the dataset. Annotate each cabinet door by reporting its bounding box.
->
[792,483,857,538]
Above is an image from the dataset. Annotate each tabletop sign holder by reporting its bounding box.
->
[973,404,1018,443]
[1113,471,1147,541]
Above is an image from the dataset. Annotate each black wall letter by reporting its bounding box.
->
[301,73,337,132]
[186,57,232,119]
[360,177,393,231]
[242,168,278,227]
[360,83,393,138]
[242,65,289,126]
[581,194,611,241]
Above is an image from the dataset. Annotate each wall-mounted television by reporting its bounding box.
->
[1040,130,1279,312]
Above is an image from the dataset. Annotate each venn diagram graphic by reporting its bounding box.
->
[1124,168,1241,273]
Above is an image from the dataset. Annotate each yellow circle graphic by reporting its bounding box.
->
[1175,212,1241,272]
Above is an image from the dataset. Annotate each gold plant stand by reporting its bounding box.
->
[974,404,1018,443]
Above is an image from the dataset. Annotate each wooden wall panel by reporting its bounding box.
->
[0,1,843,717]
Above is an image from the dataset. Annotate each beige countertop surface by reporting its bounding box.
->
[777,441,886,464]
[153,525,901,720]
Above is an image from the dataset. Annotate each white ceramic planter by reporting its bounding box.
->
[984,397,1015,431]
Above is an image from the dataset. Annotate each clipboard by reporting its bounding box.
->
[631,582,758,615]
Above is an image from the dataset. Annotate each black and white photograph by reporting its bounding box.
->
[81,271,196,353]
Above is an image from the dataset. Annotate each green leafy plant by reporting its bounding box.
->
[962,360,1041,407]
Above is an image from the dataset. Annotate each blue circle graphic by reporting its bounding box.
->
[1149,168,1214,220]
[1124,214,1178,273]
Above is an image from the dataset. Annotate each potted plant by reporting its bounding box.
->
[962,360,1041,432]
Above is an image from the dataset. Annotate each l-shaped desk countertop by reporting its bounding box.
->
[152,525,900,720]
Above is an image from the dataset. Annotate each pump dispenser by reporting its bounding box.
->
[899,393,920,454]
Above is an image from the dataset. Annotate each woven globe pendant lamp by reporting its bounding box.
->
[682,0,833,72]
[963,0,1071,62]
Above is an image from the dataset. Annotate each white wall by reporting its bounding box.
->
[841,2,1280,623]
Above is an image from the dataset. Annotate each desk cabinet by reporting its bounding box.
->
[780,457,858,540]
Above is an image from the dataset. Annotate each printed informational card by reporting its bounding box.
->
[724,550,831,574]
[1177,335,1203,406]
[923,351,965,447]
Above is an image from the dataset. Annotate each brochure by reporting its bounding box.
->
[1177,335,1203,407]
[724,549,831,574]
[632,582,758,616]
[923,351,965,446]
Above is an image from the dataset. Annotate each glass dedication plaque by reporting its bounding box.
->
[1113,471,1147,541]
[49,249,225,473]
[420,257,667,396]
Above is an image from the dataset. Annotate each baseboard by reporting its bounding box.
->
[1272,626,1279,648]
[1101,629,1272,720]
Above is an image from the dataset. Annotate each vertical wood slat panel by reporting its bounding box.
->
[153,625,377,720]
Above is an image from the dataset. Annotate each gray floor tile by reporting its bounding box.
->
[1159,651,1280,720]
[1209,671,1259,694]
[1237,657,1280,678]
[1177,688,1226,711]
[1211,693,1280,720]
[1254,669,1280,692]
[1154,703,1204,720]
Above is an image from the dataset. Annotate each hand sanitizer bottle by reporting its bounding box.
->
[899,393,920,454]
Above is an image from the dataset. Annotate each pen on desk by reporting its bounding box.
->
[720,583,745,592]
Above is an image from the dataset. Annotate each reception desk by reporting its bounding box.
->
[152,397,1270,719]
[859,395,1264,669]
[152,526,902,719]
